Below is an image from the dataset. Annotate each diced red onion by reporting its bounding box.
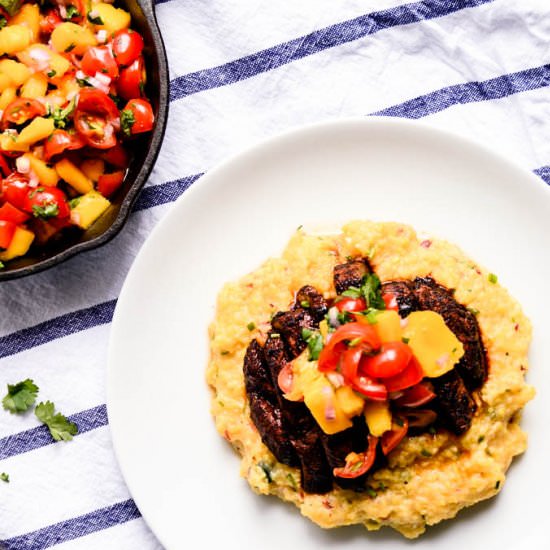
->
[58,5,67,18]
[29,171,39,188]
[326,372,345,389]
[16,156,30,174]
[323,386,336,420]
[400,318,408,328]
[96,30,108,43]
[328,306,339,327]
[389,390,404,400]
[436,353,449,367]
[94,72,111,87]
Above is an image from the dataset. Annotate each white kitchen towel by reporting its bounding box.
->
[1,0,550,548]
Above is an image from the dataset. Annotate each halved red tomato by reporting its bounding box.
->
[98,144,129,169]
[384,355,424,393]
[27,187,70,219]
[361,342,412,379]
[382,292,399,311]
[394,382,436,408]
[333,435,378,478]
[44,130,86,161]
[1,99,46,130]
[352,375,387,401]
[97,171,124,198]
[111,29,144,67]
[74,89,120,149]
[335,296,366,313]
[81,46,119,79]
[1,173,30,211]
[0,220,16,249]
[121,99,154,136]
[116,56,145,100]
[0,202,30,224]
[381,418,409,455]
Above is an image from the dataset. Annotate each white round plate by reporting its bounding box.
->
[107,118,550,550]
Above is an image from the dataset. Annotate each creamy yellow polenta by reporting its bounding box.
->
[206,220,534,538]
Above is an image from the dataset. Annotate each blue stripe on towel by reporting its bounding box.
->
[0,300,116,360]
[2,499,141,550]
[169,0,494,101]
[0,405,108,461]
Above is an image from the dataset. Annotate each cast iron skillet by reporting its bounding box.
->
[0,0,169,281]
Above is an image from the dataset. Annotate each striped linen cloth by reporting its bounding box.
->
[1,0,549,547]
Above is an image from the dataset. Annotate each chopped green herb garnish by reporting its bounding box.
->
[64,5,80,19]
[220,350,229,356]
[296,224,303,231]
[35,401,78,442]
[365,309,379,324]
[0,472,9,483]
[394,417,404,427]
[301,328,323,361]
[420,449,432,458]
[68,197,81,209]
[341,287,361,299]
[87,13,104,25]
[47,98,76,129]
[428,426,436,435]
[270,333,280,339]
[287,473,298,491]
[366,487,377,498]
[2,379,39,414]
[247,322,256,331]
[120,108,135,137]
[495,480,501,490]
[402,337,410,344]
[348,337,362,347]
[488,273,498,284]
[32,203,59,220]
[478,435,485,443]
[0,16,7,29]
[300,300,310,308]
[76,77,93,87]
[336,311,352,325]
[258,461,272,483]
[0,261,4,269]
[64,42,76,53]
[468,307,480,316]
[361,273,386,310]
[46,70,56,78]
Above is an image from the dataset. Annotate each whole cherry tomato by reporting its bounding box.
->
[116,56,145,100]
[120,99,154,136]
[27,187,70,219]
[81,46,119,79]
[111,29,144,67]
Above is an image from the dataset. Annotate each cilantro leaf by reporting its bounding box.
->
[32,203,59,220]
[2,379,39,413]
[0,261,4,269]
[301,328,324,361]
[360,273,386,310]
[0,472,9,483]
[120,108,135,137]
[0,16,6,29]
[87,13,104,25]
[47,98,76,129]
[35,401,78,442]
[0,0,22,17]
[64,5,80,19]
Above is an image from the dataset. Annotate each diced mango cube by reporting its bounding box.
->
[0,59,31,86]
[55,158,93,194]
[364,400,392,436]
[0,25,32,55]
[0,86,16,109]
[0,226,34,261]
[70,191,110,230]
[20,72,48,99]
[17,117,55,145]
[23,154,59,186]
[80,159,105,183]
[51,22,96,56]
[304,378,352,435]
[401,311,464,378]
[373,310,402,343]
[0,133,29,152]
[93,4,131,33]
[9,4,40,40]
[335,385,364,417]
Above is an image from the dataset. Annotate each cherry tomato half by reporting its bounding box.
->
[318,322,380,373]
[381,418,408,455]
[384,355,424,393]
[39,8,63,35]
[27,187,70,219]
[74,89,120,149]
[333,435,378,478]
[81,46,119,79]
[382,292,399,311]
[277,363,294,395]
[0,202,30,224]
[361,342,412,379]
[44,130,86,161]
[1,173,30,211]
[393,382,436,408]
[97,171,124,198]
[0,219,16,250]
[116,56,145,100]
[112,29,144,67]
[1,99,47,130]
[335,296,366,313]
[98,144,129,169]
[121,99,154,136]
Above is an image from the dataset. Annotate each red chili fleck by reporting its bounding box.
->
[322,499,334,510]
[420,240,432,248]
[514,324,519,332]
[223,429,232,441]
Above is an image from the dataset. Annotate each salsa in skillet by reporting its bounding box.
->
[0,0,154,265]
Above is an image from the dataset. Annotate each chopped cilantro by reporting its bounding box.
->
[64,5,79,19]
[300,300,310,308]
[64,42,76,53]
[341,287,362,299]
[258,461,272,483]
[468,307,480,316]
[420,449,432,457]
[47,99,76,129]
[348,337,362,347]
[0,472,9,483]
[366,487,378,498]
[35,401,78,442]
[495,480,501,490]
[361,273,386,310]
[0,261,4,269]
[488,273,498,284]
[47,70,56,78]
[247,322,256,331]
[87,13,104,25]
[365,309,379,324]
[120,108,136,137]
[336,311,351,325]
[394,417,404,427]
[32,203,59,220]
[220,350,229,356]
[68,197,81,209]
[478,435,485,443]
[2,379,39,414]
[0,16,6,29]
[301,328,323,361]
[286,473,298,491]
[76,77,93,87]
[401,337,410,344]
[270,333,280,339]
